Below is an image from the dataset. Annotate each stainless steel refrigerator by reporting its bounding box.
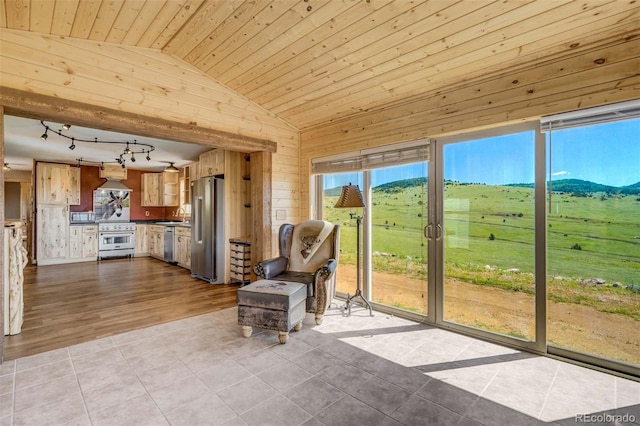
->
[191,176,225,284]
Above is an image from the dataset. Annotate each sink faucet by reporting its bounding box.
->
[175,207,187,223]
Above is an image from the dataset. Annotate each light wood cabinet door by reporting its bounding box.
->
[82,226,98,258]
[198,149,224,177]
[175,227,191,268]
[69,226,83,258]
[37,163,69,205]
[135,225,148,255]
[141,173,162,206]
[68,167,81,205]
[37,204,68,263]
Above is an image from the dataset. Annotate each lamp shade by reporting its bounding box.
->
[334,184,365,208]
[164,162,179,172]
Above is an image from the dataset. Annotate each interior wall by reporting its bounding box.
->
[299,37,640,220]
[0,28,301,250]
[3,182,20,219]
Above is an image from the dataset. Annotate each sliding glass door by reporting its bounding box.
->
[545,118,640,367]
[439,130,537,342]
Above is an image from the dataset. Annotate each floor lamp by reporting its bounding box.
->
[334,183,373,317]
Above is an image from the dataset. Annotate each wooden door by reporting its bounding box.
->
[37,204,68,263]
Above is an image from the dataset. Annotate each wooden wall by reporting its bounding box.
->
[0,28,302,256]
[299,37,640,220]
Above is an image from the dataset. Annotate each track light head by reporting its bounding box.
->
[40,131,48,141]
[69,138,76,150]
[146,151,151,161]
[62,124,71,130]
[100,162,105,171]
[130,153,136,162]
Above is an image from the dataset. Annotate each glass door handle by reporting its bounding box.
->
[424,224,433,239]
[436,224,443,241]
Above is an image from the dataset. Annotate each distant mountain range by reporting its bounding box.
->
[325,178,640,196]
[507,179,640,195]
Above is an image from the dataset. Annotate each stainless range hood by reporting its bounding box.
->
[97,179,132,191]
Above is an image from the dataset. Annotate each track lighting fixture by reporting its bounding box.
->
[3,163,11,172]
[40,121,155,171]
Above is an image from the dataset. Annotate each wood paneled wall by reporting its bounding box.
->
[0,28,302,255]
[299,37,640,220]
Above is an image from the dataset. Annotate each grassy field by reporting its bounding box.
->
[323,181,640,325]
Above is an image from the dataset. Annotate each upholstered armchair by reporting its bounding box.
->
[253,220,340,325]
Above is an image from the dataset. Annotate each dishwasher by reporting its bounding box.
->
[164,226,176,264]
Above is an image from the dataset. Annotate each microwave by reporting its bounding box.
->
[70,212,96,223]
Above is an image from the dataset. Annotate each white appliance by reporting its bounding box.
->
[191,177,225,283]
[98,222,136,260]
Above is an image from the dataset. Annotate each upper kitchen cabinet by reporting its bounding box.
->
[36,162,70,205]
[99,164,127,180]
[141,171,179,206]
[141,173,162,206]
[198,149,224,177]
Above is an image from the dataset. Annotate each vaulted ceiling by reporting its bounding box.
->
[2,0,638,132]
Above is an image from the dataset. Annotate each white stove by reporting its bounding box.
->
[98,222,136,260]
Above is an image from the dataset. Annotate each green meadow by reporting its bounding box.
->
[324,179,640,320]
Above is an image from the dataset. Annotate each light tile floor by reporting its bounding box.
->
[0,305,638,426]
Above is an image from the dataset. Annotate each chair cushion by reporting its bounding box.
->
[272,271,315,297]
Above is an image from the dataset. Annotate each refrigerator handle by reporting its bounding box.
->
[194,195,203,244]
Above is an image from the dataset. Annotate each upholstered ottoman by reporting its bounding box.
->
[237,279,307,344]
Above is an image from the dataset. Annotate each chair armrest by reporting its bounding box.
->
[253,256,288,279]
[314,258,338,281]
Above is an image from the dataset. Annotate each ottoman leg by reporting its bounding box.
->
[242,326,253,338]
[293,321,303,332]
[278,331,289,344]
[315,313,323,325]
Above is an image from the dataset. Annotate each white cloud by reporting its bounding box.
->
[552,171,570,177]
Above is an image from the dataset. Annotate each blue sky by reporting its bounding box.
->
[324,118,639,188]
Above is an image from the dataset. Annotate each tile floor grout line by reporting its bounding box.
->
[68,346,93,425]
[537,362,560,421]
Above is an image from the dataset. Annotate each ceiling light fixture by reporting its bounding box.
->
[164,162,179,172]
[40,121,155,170]
[3,163,11,172]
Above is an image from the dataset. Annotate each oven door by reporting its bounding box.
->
[99,232,135,251]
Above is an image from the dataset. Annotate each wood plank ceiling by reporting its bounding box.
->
[1,0,638,131]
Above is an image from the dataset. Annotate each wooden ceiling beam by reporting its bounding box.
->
[0,87,277,153]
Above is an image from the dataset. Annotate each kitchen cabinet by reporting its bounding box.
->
[180,162,197,207]
[141,173,162,206]
[69,225,98,260]
[36,162,70,205]
[174,227,191,269]
[163,171,179,206]
[69,226,83,259]
[147,225,165,259]
[198,149,224,177]
[68,167,81,205]
[82,225,98,258]
[99,164,127,180]
[141,172,179,206]
[135,224,148,255]
[37,204,68,264]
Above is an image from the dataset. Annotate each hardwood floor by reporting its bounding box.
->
[3,257,238,361]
